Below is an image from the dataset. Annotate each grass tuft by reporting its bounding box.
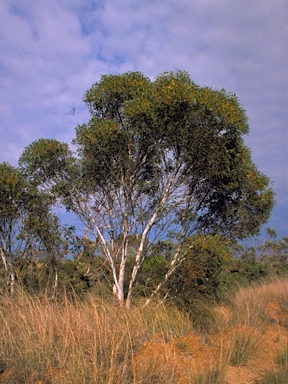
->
[276,346,288,370]
[228,326,263,366]
[192,362,227,384]
[255,370,288,384]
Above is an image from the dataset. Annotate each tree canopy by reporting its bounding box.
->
[19,71,274,306]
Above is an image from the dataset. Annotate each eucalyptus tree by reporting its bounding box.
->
[0,162,70,293]
[19,71,274,307]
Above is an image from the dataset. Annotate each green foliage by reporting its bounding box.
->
[223,230,288,292]
[22,71,274,239]
[19,138,76,185]
[258,229,288,276]
[0,161,75,294]
[167,234,233,304]
[0,162,27,218]
[0,163,27,256]
[135,254,168,297]
[19,138,80,211]
[134,229,288,317]
[226,251,269,287]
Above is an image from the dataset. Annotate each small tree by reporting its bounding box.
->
[0,163,28,292]
[19,71,274,307]
[0,162,70,294]
[258,229,288,275]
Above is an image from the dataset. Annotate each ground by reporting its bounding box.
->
[133,300,288,383]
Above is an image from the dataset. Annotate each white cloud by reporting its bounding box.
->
[0,0,286,236]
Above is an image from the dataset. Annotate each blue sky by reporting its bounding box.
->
[0,0,287,239]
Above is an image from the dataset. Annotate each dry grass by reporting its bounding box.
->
[255,370,288,384]
[228,326,264,366]
[0,292,190,383]
[259,345,288,384]
[276,345,288,369]
[0,277,287,383]
[222,278,288,371]
[229,277,288,326]
[192,359,228,384]
[0,293,130,383]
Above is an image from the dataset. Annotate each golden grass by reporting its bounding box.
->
[229,277,288,326]
[1,293,130,383]
[0,292,190,383]
[0,277,287,383]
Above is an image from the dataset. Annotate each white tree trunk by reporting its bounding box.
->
[0,248,15,294]
[126,165,181,308]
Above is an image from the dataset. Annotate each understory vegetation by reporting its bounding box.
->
[1,228,287,309]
